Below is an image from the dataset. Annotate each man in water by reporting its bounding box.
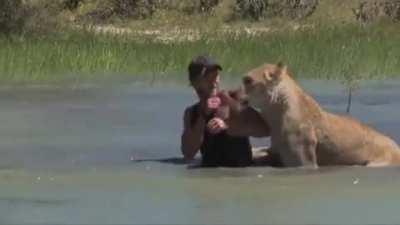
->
[181,55,279,167]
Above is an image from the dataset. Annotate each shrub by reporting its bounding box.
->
[113,0,158,19]
[63,0,84,11]
[233,0,318,21]
[0,0,24,34]
[353,0,400,23]
[272,0,319,20]
[199,0,221,13]
[234,0,267,20]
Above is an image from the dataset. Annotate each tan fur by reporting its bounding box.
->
[243,63,400,168]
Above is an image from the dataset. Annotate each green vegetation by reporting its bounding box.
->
[1,0,400,85]
[1,23,400,85]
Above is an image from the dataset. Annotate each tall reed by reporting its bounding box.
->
[0,23,399,84]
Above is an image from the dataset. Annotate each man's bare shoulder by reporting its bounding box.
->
[183,102,199,116]
[182,102,201,129]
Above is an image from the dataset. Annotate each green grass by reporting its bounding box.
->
[1,23,400,85]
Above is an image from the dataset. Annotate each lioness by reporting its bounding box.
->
[242,63,400,168]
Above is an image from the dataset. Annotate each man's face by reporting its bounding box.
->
[192,69,220,97]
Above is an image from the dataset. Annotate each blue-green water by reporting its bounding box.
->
[0,79,400,224]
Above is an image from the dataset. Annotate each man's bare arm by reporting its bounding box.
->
[180,107,205,160]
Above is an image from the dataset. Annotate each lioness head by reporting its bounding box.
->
[242,62,287,108]
[227,88,249,106]
[212,88,248,118]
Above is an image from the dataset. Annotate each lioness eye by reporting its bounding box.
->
[243,76,253,85]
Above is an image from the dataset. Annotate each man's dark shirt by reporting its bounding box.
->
[190,104,253,167]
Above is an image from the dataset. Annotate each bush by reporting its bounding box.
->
[63,0,84,11]
[0,0,24,34]
[0,0,65,35]
[234,0,267,20]
[113,0,158,19]
[353,0,400,23]
[233,0,318,21]
[20,1,67,35]
[199,0,221,13]
[84,0,222,23]
[272,0,319,20]
[154,0,220,14]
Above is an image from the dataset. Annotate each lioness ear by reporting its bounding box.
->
[264,67,283,81]
[263,70,273,81]
[277,62,287,72]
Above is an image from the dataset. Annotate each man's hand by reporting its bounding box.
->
[206,117,228,134]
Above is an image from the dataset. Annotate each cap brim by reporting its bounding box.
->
[206,64,222,71]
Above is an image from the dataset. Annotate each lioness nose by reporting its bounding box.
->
[243,76,253,86]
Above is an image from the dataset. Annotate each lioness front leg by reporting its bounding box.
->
[300,127,318,168]
[285,128,318,168]
[297,138,318,168]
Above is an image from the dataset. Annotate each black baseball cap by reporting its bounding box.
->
[188,55,222,83]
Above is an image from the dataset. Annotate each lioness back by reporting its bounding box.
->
[316,111,400,166]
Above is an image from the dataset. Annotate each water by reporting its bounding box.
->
[0,79,400,224]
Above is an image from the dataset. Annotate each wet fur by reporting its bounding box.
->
[243,63,400,168]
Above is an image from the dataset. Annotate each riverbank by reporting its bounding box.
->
[1,0,400,85]
[1,22,400,86]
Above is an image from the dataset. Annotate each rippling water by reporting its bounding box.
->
[0,79,400,224]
